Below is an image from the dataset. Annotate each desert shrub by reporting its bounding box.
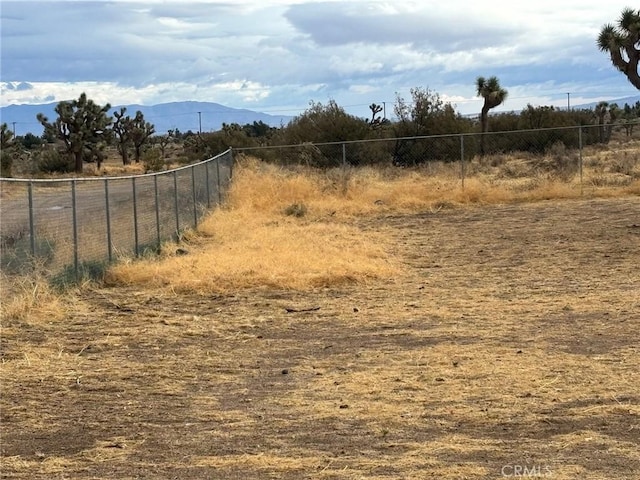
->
[37,149,74,173]
[530,141,579,180]
[142,148,165,172]
[609,153,638,176]
[498,158,533,178]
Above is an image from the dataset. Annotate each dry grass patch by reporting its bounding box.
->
[0,273,68,322]
[106,155,639,295]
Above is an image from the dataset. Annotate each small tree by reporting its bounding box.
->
[621,101,640,136]
[476,76,508,156]
[37,93,112,173]
[129,111,155,163]
[1,123,15,177]
[112,107,134,165]
[598,7,640,90]
[156,131,174,161]
[392,87,471,165]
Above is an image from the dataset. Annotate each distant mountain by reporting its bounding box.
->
[572,95,640,110]
[0,100,295,136]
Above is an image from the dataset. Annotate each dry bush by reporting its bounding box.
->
[0,273,67,322]
[609,152,639,177]
[496,157,534,179]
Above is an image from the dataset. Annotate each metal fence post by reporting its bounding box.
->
[191,165,198,227]
[132,177,139,256]
[104,178,112,263]
[71,180,79,278]
[154,174,161,250]
[27,181,35,256]
[215,158,222,205]
[173,170,180,237]
[342,143,347,167]
[205,160,211,209]
[578,127,584,195]
[460,134,465,189]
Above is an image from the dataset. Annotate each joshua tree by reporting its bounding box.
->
[598,7,640,90]
[129,111,155,163]
[37,93,111,173]
[476,76,508,156]
[112,107,134,165]
[368,103,384,127]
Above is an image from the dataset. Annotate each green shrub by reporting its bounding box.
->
[37,149,74,173]
[142,148,165,172]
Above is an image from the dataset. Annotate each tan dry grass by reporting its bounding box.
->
[0,273,68,322]
[105,155,639,295]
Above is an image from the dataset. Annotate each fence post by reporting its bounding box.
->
[104,178,112,263]
[173,170,180,238]
[71,180,79,279]
[132,177,139,256]
[205,160,211,209]
[27,181,36,256]
[215,158,222,205]
[191,165,198,227]
[578,127,583,195]
[460,135,465,190]
[154,174,161,251]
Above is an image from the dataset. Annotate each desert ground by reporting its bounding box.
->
[1,197,640,479]
[1,156,639,479]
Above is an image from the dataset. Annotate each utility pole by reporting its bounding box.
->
[567,93,571,111]
[382,102,386,119]
[11,122,16,136]
[197,111,202,134]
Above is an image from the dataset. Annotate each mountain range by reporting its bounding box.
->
[0,101,295,136]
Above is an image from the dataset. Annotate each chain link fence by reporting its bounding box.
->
[237,123,637,172]
[0,149,233,283]
[3,124,638,283]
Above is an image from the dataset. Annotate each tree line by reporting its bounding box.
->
[2,90,639,176]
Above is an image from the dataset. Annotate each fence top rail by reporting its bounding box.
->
[0,149,231,184]
[233,123,611,153]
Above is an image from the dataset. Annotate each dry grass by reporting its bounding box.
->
[0,272,68,322]
[105,152,640,294]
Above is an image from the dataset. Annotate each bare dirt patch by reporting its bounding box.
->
[2,196,639,479]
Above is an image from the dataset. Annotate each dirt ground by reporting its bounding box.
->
[1,196,639,479]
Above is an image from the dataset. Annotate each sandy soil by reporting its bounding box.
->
[1,196,639,479]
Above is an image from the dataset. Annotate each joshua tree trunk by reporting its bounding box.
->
[74,150,83,174]
[479,105,490,157]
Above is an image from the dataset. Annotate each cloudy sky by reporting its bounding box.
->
[1,0,639,119]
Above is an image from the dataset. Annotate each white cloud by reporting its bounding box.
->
[1,0,638,115]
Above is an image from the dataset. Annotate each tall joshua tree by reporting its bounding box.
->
[597,7,640,90]
[476,76,508,156]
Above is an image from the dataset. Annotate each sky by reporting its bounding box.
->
[1,0,639,120]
